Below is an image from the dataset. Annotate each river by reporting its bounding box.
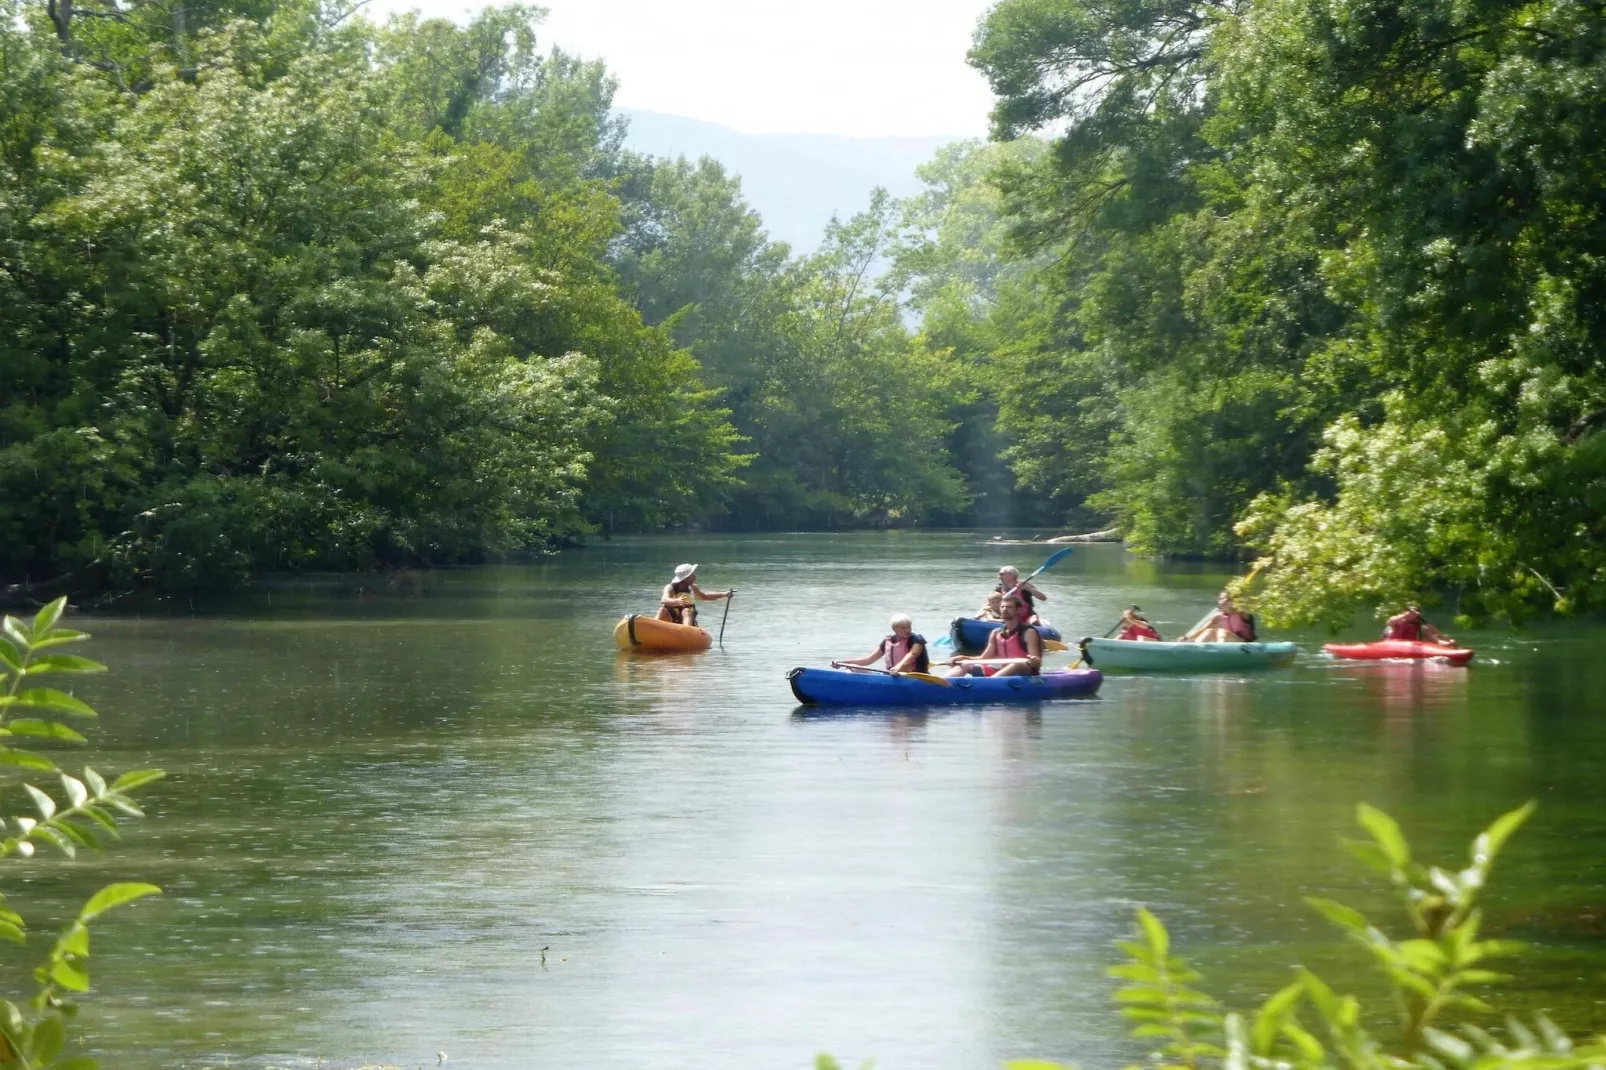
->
[18,533,1606,1068]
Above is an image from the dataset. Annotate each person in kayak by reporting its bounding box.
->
[1383,604,1455,645]
[657,563,731,626]
[976,590,1005,622]
[947,592,1042,677]
[994,566,1047,624]
[1183,590,1256,643]
[1116,606,1162,642]
[832,614,931,675]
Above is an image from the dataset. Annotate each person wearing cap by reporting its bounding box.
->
[1383,604,1454,645]
[993,566,1047,624]
[657,563,731,627]
[832,614,931,675]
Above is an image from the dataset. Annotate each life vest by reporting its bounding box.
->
[1384,617,1422,641]
[1222,611,1256,641]
[882,633,930,673]
[664,579,695,623]
[1119,622,1161,641]
[993,625,1039,675]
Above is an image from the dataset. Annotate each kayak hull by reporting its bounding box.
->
[613,614,712,653]
[1324,641,1474,665]
[788,666,1103,707]
[1080,637,1298,672]
[949,616,1064,654]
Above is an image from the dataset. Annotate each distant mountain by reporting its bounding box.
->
[620,109,963,253]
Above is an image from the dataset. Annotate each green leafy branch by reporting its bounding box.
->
[1105,804,1606,1070]
[0,598,165,1070]
[1111,907,1224,1070]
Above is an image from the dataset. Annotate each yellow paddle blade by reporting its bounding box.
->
[899,671,951,686]
[1044,639,1068,652]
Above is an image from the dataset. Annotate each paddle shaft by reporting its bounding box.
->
[840,665,949,686]
[717,589,735,647]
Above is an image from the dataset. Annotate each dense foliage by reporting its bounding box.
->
[963,0,1606,623]
[0,598,164,1067]
[5,0,1602,624]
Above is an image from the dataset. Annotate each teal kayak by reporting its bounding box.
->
[1079,636,1297,672]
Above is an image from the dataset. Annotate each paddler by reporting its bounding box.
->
[994,566,1047,625]
[1182,590,1256,643]
[947,592,1042,677]
[1383,604,1455,646]
[832,613,931,675]
[657,563,731,627]
[1116,606,1162,642]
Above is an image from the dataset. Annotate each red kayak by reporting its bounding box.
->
[1323,641,1474,666]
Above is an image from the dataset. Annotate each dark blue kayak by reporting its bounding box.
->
[949,617,1064,654]
[787,666,1102,706]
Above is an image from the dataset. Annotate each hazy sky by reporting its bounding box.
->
[368,0,999,138]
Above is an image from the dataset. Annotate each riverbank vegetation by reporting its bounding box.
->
[2,0,1601,624]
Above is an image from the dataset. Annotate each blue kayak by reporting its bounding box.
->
[949,616,1064,654]
[788,666,1102,706]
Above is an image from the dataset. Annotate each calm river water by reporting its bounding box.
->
[20,534,1606,1068]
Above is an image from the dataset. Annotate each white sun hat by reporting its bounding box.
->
[672,563,698,582]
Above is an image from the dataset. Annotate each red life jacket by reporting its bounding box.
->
[881,633,930,673]
[994,625,1039,674]
[1120,622,1161,641]
[1384,617,1423,641]
[996,582,1036,616]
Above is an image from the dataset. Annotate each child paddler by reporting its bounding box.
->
[657,563,731,627]
[946,592,1042,677]
[833,614,931,675]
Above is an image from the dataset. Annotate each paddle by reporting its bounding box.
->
[935,657,1033,669]
[1023,545,1077,583]
[837,664,950,687]
[1180,562,1269,642]
[1070,606,1140,668]
[717,589,735,647]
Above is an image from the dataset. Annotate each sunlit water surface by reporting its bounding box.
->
[16,534,1606,1068]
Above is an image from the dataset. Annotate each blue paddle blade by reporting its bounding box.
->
[1034,546,1075,573]
[932,634,954,650]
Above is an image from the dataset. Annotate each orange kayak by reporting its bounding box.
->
[613,614,712,653]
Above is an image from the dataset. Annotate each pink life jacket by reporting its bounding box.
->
[881,633,930,673]
[994,625,1039,675]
